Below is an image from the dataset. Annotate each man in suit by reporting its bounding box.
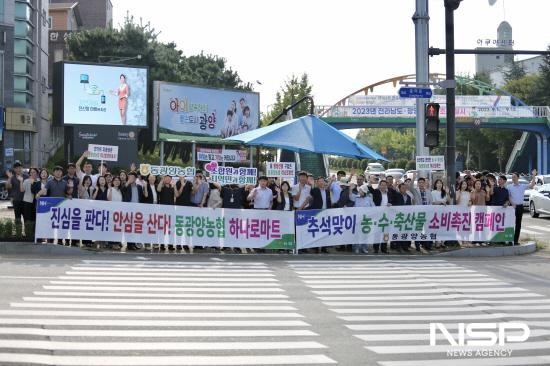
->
[367,176,392,253]
[121,172,143,203]
[309,177,331,210]
[410,177,433,251]
[392,182,413,253]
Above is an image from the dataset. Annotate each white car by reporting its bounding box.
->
[385,169,405,182]
[529,184,550,218]
[365,163,385,177]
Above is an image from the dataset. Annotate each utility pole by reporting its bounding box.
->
[444,0,461,197]
[413,0,430,161]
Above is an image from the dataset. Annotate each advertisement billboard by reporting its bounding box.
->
[154,81,260,141]
[60,62,148,126]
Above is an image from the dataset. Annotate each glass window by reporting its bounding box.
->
[14,39,33,57]
[15,2,32,21]
[14,76,32,91]
[0,1,4,22]
[14,21,33,38]
[14,92,33,108]
[14,57,32,75]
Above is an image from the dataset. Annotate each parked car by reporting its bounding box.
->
[384,169,405,182]
[365,163,385,177]
[0,179,8,200]
[529,184,550,218]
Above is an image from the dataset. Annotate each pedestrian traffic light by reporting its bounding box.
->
[424,103,440,148]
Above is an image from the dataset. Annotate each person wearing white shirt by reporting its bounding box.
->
[351,184,375,254]
[248,176,273,209]
[329,170,346,207]
[508,170,536,245]
[292,172,312,210]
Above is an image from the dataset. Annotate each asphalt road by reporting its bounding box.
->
[1,252,550,365]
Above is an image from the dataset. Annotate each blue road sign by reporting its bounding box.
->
[398,87,433,99]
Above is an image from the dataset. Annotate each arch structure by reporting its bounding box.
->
[316,73,550,174]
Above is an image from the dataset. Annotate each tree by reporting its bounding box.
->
[261,74,313,126]
[534,45,550,106]
[503,74,540,105]
[66,15,250,164]
[503,62,526,83]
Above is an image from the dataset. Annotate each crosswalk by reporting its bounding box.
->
[0,259,336,365]
[521,224,550,238]
[289,259,550,366]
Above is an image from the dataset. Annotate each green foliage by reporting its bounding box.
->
[405,160,416,171]
[356,129,415,161]
[66,15,250,165]
[2,219,13,240]
[535,45,550,106]
[503,75,540,105]
[261,74,313,126]
[504,62,526,83]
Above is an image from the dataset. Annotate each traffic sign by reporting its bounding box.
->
[398,87,433,99]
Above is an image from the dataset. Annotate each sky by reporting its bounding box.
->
[111,0,549,115]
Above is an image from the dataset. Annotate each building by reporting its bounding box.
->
[0,0,50,171]
[490,55,545,88]
[475,21,514,75]
[50,0,111,30]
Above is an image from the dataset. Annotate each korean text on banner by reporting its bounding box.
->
[35,198,295,250]
[266,162,295,180]
[196,147,248,163]
[204,161,257,185]
[140,164,196,177]
[87,144,119,162]
[416,155,445,171]
[295,206,515,249]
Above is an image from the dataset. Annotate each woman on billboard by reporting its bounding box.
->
[110,74,130,125]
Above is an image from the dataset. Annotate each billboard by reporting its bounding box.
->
[154,81,260,141]
[58,62,148,126]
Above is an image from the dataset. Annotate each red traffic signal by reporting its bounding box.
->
[426,103,440,118]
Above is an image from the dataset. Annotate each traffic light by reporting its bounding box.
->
[424,103,440,148]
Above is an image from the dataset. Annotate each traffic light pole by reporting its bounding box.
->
[444,0,458,199]
[413,0,430,161]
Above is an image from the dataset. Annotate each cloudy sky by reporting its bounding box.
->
[111,0,549,113]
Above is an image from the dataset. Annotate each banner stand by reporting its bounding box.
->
[192,142,196,168]
[160,141,165,166]
[293,211,298,255]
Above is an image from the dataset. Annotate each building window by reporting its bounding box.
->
[14,2,32,22]
[48,16,52,29]
[14,75,33,91]
[14,21,34,38]
[14,57,33,75]
[14,92,33,108]
[14,39,33,57]
[0,0,4,22]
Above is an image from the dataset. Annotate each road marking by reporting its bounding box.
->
[0,276,60,279]
[58,276,278,281]
[49,281,281,287]
[304,278,500,284]
[70,267,274,273]
[0,340,327,351]
[299,274,489,279]
[22,297,293,304]
[522,229,540,235]
[0,310,304,318]
[0,328,318,337]
[66,271,275,277]
[295,270,477,275]
[330,304,550,313]
[42,286,284,292]
[347,321,550,331]
[319,293,543,300]
[0,353,337,365]
[356,328,550,342]
[81,260,269,265]
[34,291,289,298]
[0,318,310,327]
[527,225,550,233]
[313,287,530,295]
[339,312,550,321]
[306,281,509,289]
[10,303,298,311]
[378,356,550,366]
[325,298,550,306]
[367,341,550,354]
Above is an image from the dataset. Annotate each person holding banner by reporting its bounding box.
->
[121,172,142,203]
[141,174,159,204]
[368,178,392,254]
[157,175,176,205]
[292,172,311,211]
[92,176,109,201]
[248,176,273,209]
[411,177,433,251]
[175,176,193,206]
[507,170,536,246]
[392,183,413,253]
[191,170,209,208]
[308,177,330,210]
[330,171,346,208]
[275,181,294,211]
[79,175,95,200]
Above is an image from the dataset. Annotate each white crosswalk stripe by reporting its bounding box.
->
[0,260,336,365]
[289,259,550,366]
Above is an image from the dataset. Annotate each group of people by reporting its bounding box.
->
[5,153,536,253]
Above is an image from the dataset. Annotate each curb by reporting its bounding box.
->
[0,242,537,257]
[433,242,536,257]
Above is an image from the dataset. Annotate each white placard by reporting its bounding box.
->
[87,144,119,161]
[416,155,445,171]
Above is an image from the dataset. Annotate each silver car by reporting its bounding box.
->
[529,184,550,218]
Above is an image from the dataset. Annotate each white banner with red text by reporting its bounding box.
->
[36,198,295,249]
[295,206,515,249]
